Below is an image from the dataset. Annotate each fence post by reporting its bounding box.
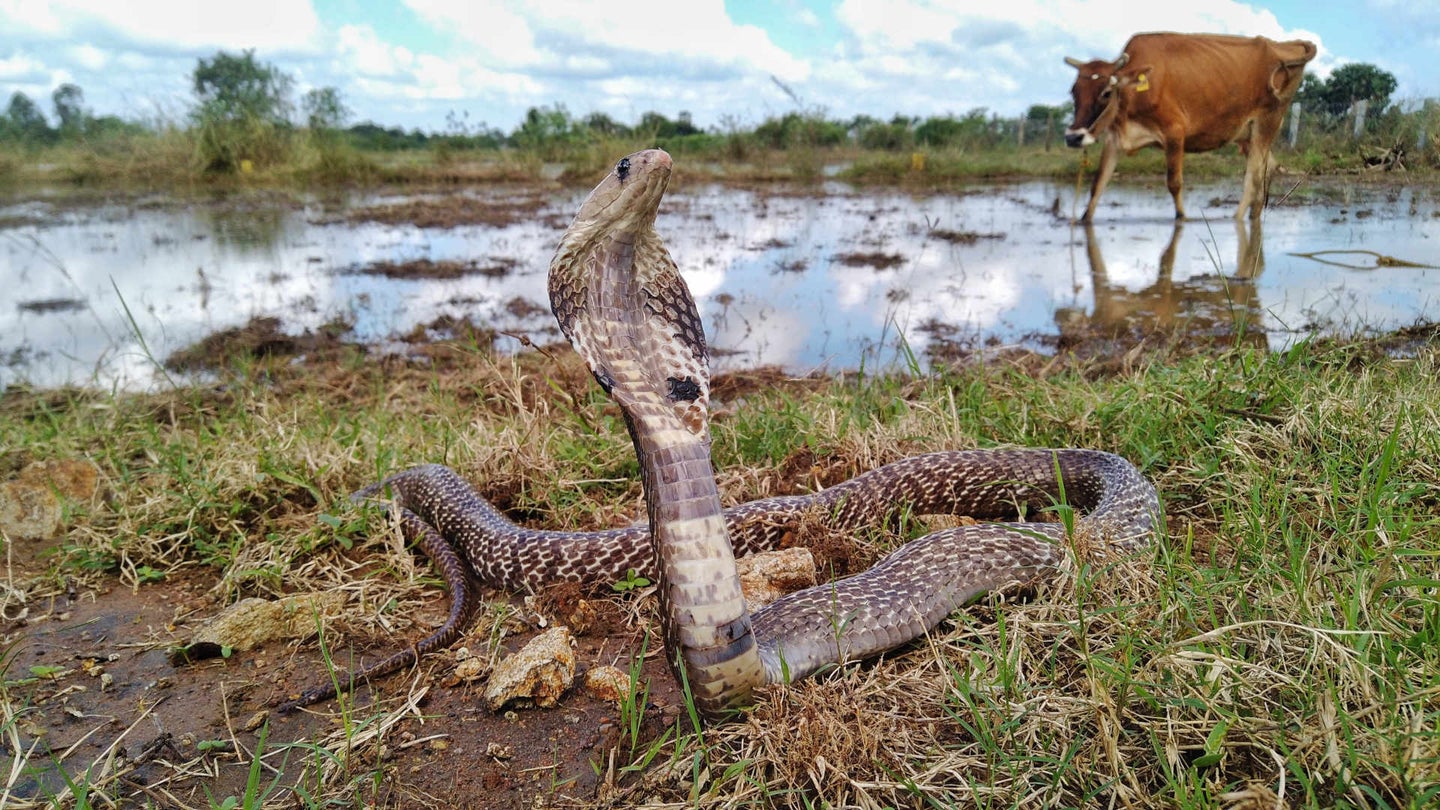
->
[1288,102,1301,148]
[1421,100,1436,152]
[1351,99,1369,139]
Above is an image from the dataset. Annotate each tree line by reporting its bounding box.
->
[0,48,1419,171]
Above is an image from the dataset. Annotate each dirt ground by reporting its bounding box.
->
[3,542,690,808]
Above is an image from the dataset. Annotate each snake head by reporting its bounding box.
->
[550,149,713,438]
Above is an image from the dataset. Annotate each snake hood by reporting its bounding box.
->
[548,149,711,438]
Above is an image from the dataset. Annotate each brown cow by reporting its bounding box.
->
[1064,32,1316,221]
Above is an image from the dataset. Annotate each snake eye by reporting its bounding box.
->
[616,158,631,182]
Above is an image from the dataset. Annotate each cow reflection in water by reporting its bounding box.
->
[1056,219,1267,348]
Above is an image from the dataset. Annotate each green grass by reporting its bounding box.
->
[2,130,1430,193]
[2,329,1438,806]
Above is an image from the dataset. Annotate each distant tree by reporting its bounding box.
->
[1025,103,1071,123]
[583,112,628,137]
[1294,73,1326,109]
[853,115,912,150]
[752,112,846,149]
[52,83,88,138]
[915,109,991,148]
[1024,103,1072,147]
[302,87,349,132]
[192,49,293,125]
[3,92,52,144]
[1295,63,1398,123]
[1324,63,1398,113]
[191,49,295,171]
[513,105,585,157]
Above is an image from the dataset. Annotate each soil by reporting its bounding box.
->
[340,195,553,230]
[829,250,905,269]
[163,316,355,374]
[3,564,687,808]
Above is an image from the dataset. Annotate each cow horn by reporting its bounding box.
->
[1065,56,1084,68]
[1114,52,1130,69]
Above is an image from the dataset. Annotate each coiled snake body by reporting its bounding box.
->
[281,150,1158,718]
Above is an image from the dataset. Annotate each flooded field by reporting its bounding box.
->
[3,177,1437,389]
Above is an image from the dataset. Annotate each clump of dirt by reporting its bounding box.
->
[351,257,521,279]
[16,298,87,314]
[344,195,549,229]
[709,366,825,405]
[164,316,354,373]
[930,228,1005,244]
[503,297,549,319]
[399,314,497,349]
[831,251,905,269]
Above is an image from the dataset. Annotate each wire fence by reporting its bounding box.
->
[996,98,1439,166]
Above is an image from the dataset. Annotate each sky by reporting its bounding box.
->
[2,0,1437,135]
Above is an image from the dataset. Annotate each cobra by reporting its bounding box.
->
[279,149,1158,719]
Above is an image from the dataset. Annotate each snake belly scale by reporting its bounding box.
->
[279,149,1159,719]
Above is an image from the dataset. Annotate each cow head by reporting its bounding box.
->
[1063,51,1130,148]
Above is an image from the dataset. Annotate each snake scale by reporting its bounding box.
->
[278,149,1159,718]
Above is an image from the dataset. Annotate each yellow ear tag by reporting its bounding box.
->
[1136,73,1150,92]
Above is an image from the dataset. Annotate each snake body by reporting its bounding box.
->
[280,150,1158,717]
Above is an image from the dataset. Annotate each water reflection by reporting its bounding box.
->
[2,180,1437,390]
[1058,219,1268,345]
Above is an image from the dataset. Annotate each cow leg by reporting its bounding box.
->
[1240,113,1284,219]
[1164,137,1186,219]
[1082,135,1119,222]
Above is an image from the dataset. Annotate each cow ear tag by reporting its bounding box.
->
[1136,73,1150,92]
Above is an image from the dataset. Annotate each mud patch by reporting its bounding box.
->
[1,573,685,809]
[343,195,549,229]
[15,298,87,315]
[831,251,905,270]
[400,314,497,348]
[348,257,522,280]
[928,228,1005,244]
[163,316,353,373]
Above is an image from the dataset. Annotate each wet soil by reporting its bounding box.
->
[350,257,522,280]
[162,316,355,374]
[340,195,553,230]
[3,566,685,808]
[829,250,905,269]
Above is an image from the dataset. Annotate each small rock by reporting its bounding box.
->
[18,459,101,502]
[735,547,817,612]
[0,481,63,540]
[242,711,268,732]
[564,599,599,635]
[181,592,348,660]
[582,665,631,707]
[483,626,576,712]
[485,741,513,760]
[0,459,103,542]
[448,655,490,685]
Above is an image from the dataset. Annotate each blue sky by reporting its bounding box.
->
[2,1,1436,134]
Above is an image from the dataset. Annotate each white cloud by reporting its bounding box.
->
[405,0,808,82]
[68,43,108,70]
[337,25,415,78]
[0,53,46,80]
[402,0,540,67]
[2,0,321,52]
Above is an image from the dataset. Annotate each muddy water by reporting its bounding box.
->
[3,179,1437,389]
